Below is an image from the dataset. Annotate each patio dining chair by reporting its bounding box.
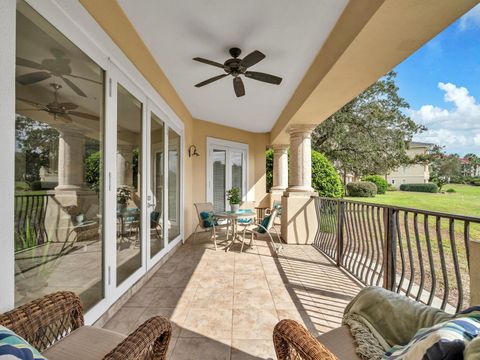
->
[151,210,163,240]
[193,202,230,250]
[241,209,283,253]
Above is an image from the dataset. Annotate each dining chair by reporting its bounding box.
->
[193,202,230,250]
[241,209,283,253]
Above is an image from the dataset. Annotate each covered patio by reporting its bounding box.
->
[102,231,361,359]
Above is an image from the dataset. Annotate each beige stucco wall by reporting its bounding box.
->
[189,118,270,234]
[78,0,270,239]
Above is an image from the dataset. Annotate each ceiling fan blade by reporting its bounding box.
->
[195,74,228,87]
[61,76,87,97]
[233,77,245,97]
[58,102,78,110]
[16,97,49,111]
[16,71,51,85]
[16,57,45,70]
[193,57,227,69]
[17,108,42,111]
[240,50,265,68]
[65,73,103,85]
[245,71,282,85]
[68,111,99,121]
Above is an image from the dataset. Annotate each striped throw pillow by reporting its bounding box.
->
[384,317,480,359]
[0,325,46,359]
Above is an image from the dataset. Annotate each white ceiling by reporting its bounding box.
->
[118,0,348,133]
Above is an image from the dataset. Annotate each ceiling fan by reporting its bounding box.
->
[16,48,100,98]
[193,47,282,97]
[16,83,100,123]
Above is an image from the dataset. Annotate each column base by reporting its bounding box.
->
[280,191,318,245]
[270,188,286,208]
[286,185,315,193]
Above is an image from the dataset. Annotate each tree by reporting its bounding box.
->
[15,115,59,184]
[417,145,462,189]
[312,71,424,178]
[464,153,480,177]
[265,149,343,198]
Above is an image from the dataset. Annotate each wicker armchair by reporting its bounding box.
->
[273,320,338,360]
[0,291,172,360]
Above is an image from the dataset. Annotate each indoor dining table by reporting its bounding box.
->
[213,209,256,251]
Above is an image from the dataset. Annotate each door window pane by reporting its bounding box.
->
[231,152,244,200]
[150,113,164,257]
[15,1,104,311]
[213,150,227,212]
[168,129,181,242]
[116,84,142,285]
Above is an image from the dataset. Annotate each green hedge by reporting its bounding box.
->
[399,183,438,193]
[361,175,388,194]
[346,181,377,197]
[311,151,344,198]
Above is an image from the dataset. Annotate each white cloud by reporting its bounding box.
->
[459,4,480,31]
[409,82,480,155]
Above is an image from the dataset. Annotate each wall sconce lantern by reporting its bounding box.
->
[188,145,200,157]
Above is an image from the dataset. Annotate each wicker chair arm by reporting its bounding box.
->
[0,291,84,352]
[103,316,172,360]
[273,319,338,360]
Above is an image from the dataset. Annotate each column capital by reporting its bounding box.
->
[271,144,289,152]
[287,124,317,137]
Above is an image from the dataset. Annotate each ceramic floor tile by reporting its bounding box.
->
[232,308,279,340]
[171,338,231,360]
[181,309,233,339]
[231,339,277,360]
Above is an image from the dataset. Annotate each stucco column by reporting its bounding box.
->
[55,130,86,191]
[117,144,134,187]
[287,124,316,193]
[271,144,289,191]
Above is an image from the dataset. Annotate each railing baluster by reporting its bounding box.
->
[345,202,355,272]
[413,213,426,302]
[404,211,415,297]
[376,206,385,286]
[383,208,397,291]
[352,203,363,278]
[396,211,405,293]
[436,216,449,310]
[359,204,370,283]
[424,215,437,306]
[365,205,376,286]
[336,200,344,266]
[449,219,463,312]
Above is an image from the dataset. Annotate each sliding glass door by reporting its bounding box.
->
[11,0,184,324]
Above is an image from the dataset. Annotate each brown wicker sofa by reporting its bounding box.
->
[0,291,172,360]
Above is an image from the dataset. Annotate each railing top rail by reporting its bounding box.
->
[312,196,480,224]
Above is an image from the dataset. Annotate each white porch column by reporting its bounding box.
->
[117,144,134,187]
[287,124,316,193]
[55,130,86,191]
[281,124,318,245]
[271,144,289,191]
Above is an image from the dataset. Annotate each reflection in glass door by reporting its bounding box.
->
[212,149,227,212]
[149,113,164,257]
[116,84,142,286]
[14,1,105,312]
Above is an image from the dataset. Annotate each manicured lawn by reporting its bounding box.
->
[346,184,480,218]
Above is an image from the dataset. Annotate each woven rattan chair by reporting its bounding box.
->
[0,291,172,360]
[273,319,339,360]
[193,202,230,250]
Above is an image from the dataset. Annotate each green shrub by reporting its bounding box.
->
[361,175,388,194]
[445,188,456,193]
[266,149,343,198]
[85,151,101,192]
[311,151,344,198]
[399,183,438,193]
[387,184,397,191]
[346,181,377,197]
[472,179,480,187]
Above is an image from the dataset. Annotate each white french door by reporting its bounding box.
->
[206,138,248,211]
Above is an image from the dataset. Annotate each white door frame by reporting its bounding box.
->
[206,137,249,211]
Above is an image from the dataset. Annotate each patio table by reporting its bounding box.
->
[213,209,256,251]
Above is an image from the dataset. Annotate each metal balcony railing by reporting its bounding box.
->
[313,197,480,313]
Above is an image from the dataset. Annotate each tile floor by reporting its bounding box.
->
[102,230,362,359]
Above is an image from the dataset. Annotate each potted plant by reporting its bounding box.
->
[117,186,132,212]
[226,187,241,212]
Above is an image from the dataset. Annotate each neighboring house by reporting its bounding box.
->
[387,142,432,187]
[460,157,480,177]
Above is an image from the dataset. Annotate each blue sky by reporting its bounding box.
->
[394,4,480,156]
